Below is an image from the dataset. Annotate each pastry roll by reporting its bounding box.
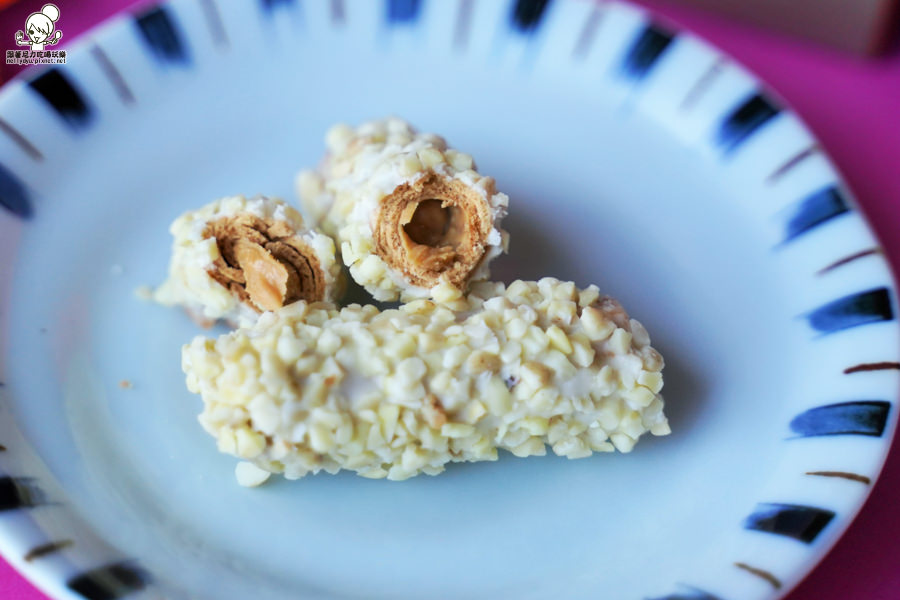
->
[297,118,509,302]
[182,278,668,482]
[153,195,343,328]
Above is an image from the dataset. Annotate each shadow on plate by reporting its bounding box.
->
[490,209,577,284]
[338,265,396,310]
[637,341,708,453]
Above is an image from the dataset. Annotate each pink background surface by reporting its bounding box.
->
[1,1,898,598]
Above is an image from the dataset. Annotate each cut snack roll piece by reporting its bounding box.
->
[182,278,669,483]
[296,117,509,302]
[153,195,343,328]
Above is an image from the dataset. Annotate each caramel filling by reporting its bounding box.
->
[204,214,325,312]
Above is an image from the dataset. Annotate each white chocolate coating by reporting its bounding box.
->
[183,278,668,482]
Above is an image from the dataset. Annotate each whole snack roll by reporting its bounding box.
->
[297,118,509,302]
[183,278,669,482]
[153,195,343,328]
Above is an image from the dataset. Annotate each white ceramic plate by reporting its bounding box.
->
[1,1,897,599]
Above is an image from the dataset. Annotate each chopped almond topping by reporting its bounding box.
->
[423,394,447,429]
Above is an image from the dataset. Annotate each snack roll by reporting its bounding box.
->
[183,278,669,482]
[296,118,509,302]
[153,195,343,328]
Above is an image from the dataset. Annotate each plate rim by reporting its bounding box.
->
[0,0,898,598]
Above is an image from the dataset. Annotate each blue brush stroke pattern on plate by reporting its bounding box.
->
[744,503,835,544]
[805,287,893,335]
[649,586,723,600]
[717,93,780,155]
[27,68,92,130]
[0,163,32,219]
[66,562,149,600]
[0,477,42,511]
[387,0,421,24]
[784,186,850,243]
[135,6,190,65]
[510,0,551,33]
[620,24,675,80]
[790,401,891,438]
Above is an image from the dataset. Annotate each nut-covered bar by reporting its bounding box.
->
[296,118,509,302]
[183,278,668,482]
[153,195,343,328]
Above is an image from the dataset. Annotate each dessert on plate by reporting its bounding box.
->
[297,117,509,303]
[153,195,343,328]
[151,121,667,486]
[182,279,668,482]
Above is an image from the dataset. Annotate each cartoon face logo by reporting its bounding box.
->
[15,4,63,52]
